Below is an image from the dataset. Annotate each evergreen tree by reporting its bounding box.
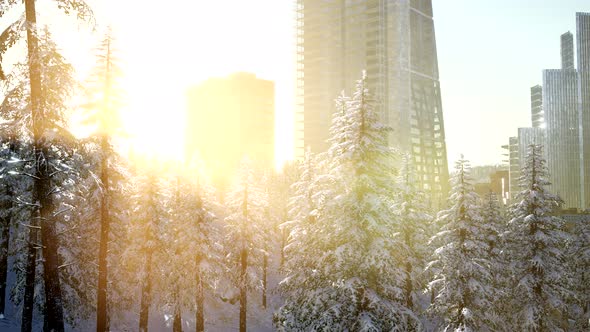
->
[0,2,93,331]
[81,29,126,332]
[568,214,589,330]
[158,163,218,332]
[480,191,507,330]
[428,156,492,331]
[0,27,88,330]
[124,165,167,332]
[224,159,267,332]
[61,140,133,330]
[276,73,417,331]
[0,72,31,318]
[506,145,572,331]
[268,162,299,270]
[393,154,432,323]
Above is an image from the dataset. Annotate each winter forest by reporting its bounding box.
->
[0,1,589,332]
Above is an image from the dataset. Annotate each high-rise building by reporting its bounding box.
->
[295,0,449,204]
[561,31,575,70]
[504,128,544,201]
[530,85,544,128]
[576,12,590,210]
[518,127,545,168]
[506,136,519,200]
[543,68,580,209]
[186,72,275,188]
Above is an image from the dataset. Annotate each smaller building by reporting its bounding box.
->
[530,85,543,128]
[185,72,275,189]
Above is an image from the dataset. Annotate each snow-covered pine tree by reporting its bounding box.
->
[0,27,93,329]
[506,144,572,331]
[427,156,492,331]
[56,138,134,330]
[80,28,127,332]
[480,191,507,330]
[567,213,589,330]
[0,0,93,329]
[160,171,192,332]
[393,154,432,324]
[0,131,32,319]
[224,159,267,332]
[124,164,167,332]
[187,161,220,332]
[0,72,33,318]
[481,191,503,259]
[274,149,324,329]
[276,72,417,331]
[260,172,273,310]
[157,162,219,332]
[268,161,299,270]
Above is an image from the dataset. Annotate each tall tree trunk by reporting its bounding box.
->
[96,135,110,332]
[24,0,66,330]
[139,252,153,332]
[40,201,65,332]
[195,255,204,332]
[22,1,42,331]
[173,284,182,332]
[0,193,11,318]
[262,253,267,309]
[404,261,413,309]
[279,227,285,269]
[239,248,247,332]
[21,210,38,332]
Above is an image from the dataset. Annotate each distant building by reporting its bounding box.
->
[576,13,590,209]
[507,14,590,210]
[295,0,449,206]
[473,169,509,204]
[544,67,580,209]
[490,170,509,202]
[506,136,519,199]
[530,85,543,128]
[561,31,575,70]
[185,72,275,188]
[518,127,545,166]
[505,128,545,197]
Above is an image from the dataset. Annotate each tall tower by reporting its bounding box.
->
[507,136,519,200]
[561,31,575,70]
[530,85,543,128]
[543,67,580,209]
[295,0,449,204]
[576,12,590,210]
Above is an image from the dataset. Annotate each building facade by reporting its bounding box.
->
[530,85,543,128]
[543,68,580,209]
[507,136,519,200]
[561,31,575,70]
[185,73,275,188]
[296,0,449,205]
[576,12,590,210]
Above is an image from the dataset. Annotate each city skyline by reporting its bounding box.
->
[435,0,590,167]
[47,1,590,169]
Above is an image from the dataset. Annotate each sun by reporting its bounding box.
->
[66,0,295,170]
[118,70,186,164]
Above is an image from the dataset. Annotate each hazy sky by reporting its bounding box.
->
[18,1,590,168]
[433,0,590,167]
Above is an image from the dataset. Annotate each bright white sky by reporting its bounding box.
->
[4,0,590,169]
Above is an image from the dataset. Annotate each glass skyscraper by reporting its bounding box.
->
[295,0,449,205]
[576,12,590,210]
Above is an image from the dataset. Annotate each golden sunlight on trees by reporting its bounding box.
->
[0,1,588,332]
